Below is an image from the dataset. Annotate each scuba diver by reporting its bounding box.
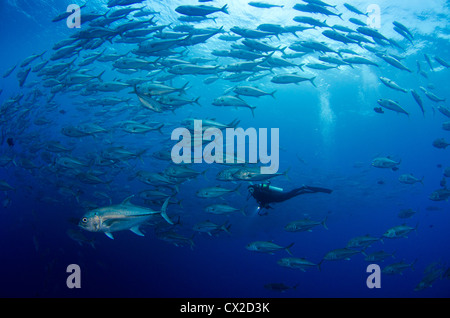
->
[248,182,332,215]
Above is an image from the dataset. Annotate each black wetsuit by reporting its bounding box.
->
[248,184,332,211]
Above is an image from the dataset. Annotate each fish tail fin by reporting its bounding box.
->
[137,149,147,163]
[201,168,209,180]
[263,51,275,61]
[283,167,291,181]
[148,15,156,25]
[249,106,256,118]
[321,216,328,230]
[133,84,139,96]
[179,81,190,95]
[310,76,317,88]
[270,90,277,99]
[338,13,343,20]
[285,242,295,256]
[221,4,229,14]
[194,96,201,106]
[240,205,247,216]
[228,118,240,128]
[221,222,232,235]
[318,259,325,270]
[160,197,174,225]
[420,176,425,185]
[156,124,164,135]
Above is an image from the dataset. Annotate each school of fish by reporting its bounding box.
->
[1,0,449,293]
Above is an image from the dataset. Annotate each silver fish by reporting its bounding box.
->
[79,196,173,239]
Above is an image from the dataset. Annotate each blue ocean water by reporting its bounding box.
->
[0,0,449,299]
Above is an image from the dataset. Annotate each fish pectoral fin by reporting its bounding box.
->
[102,218,128,227]
[105,232,114,240]
[130,226,144,237]
[103,214,153,228]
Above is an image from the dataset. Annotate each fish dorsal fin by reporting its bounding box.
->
[121,195,135,205]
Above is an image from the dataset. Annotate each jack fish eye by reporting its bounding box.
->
[81,217,88,223]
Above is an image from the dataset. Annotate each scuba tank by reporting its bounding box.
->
[247,183,284,200]
[261,183,284,193]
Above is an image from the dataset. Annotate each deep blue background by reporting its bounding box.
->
[0,0,449,298]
